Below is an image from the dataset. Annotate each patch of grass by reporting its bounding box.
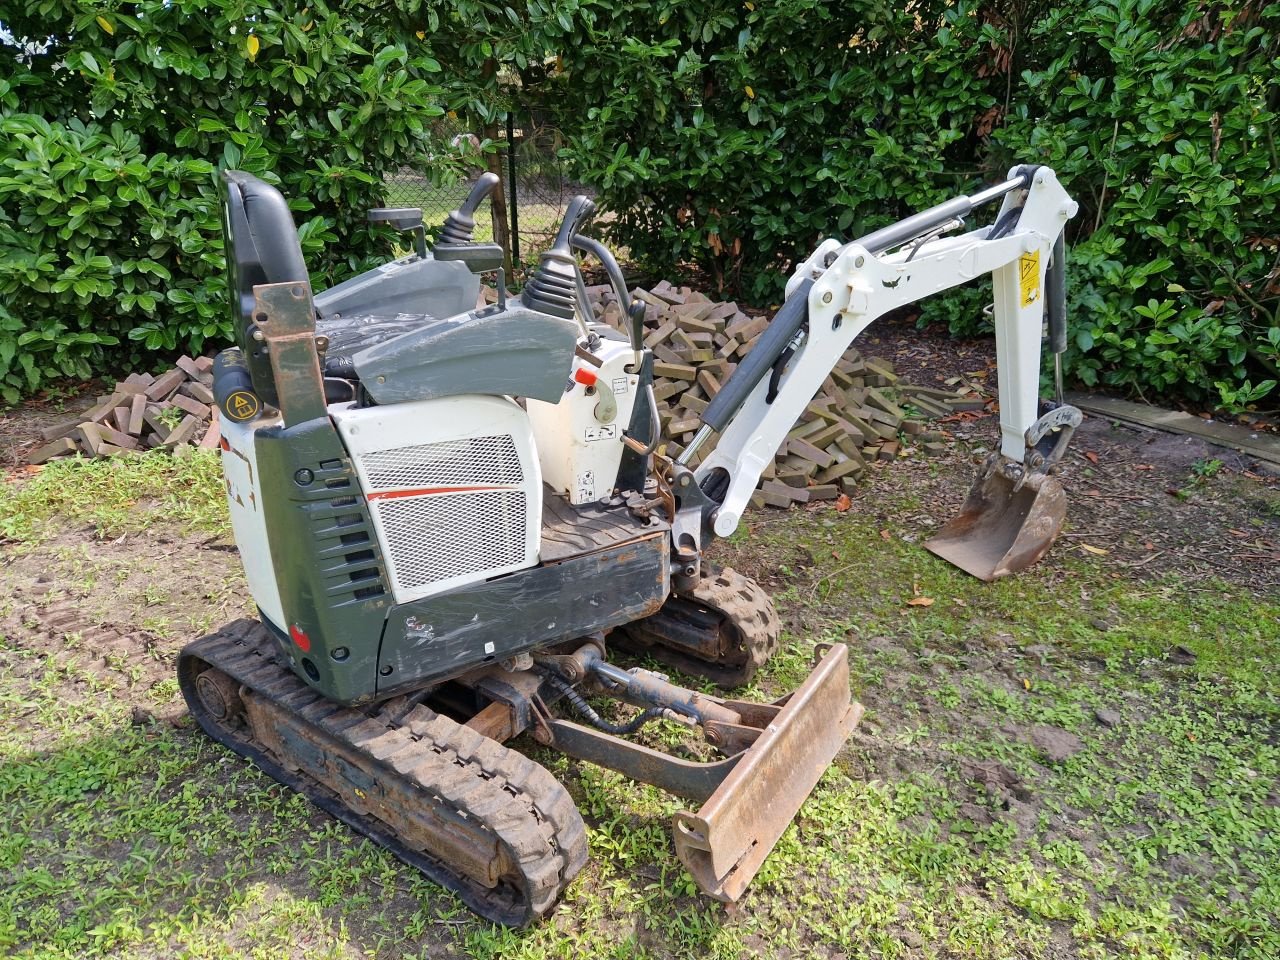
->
[2,448,1277,958]
[0,450,228,544]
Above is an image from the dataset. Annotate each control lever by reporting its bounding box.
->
[570,234,630,318]
[367,206,427,260]
[523,195,598,327]
[570,233,638,356]
[438,172,500,245]
[553,195,598,251]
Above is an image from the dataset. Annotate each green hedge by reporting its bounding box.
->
[4,1,1278,412]
[541,0,1280,411]
[0,1,449,404]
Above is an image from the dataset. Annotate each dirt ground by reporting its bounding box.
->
[2,332,1278,959]
[856,315,1280,590]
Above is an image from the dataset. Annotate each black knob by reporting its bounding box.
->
[438,172,500,244]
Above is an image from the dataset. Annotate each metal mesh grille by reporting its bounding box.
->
[375,490,528,590]
[361,435,524,491]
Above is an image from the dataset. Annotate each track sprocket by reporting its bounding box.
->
[612,564,780,688]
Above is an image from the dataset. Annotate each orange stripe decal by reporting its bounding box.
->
[366,485,513,501]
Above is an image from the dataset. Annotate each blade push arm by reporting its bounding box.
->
[691,166,1079,539]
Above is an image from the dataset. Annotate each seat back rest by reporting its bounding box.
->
[220,171,312,408]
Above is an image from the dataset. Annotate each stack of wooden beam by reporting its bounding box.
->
[28,357,222,464]
[586,280,985,508]
[28,283,984,510]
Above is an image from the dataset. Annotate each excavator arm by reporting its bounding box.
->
[670,165,1081,579]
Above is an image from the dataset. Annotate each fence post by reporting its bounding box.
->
[507,111,521,267]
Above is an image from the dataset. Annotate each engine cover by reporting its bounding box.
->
[331,396,542,605]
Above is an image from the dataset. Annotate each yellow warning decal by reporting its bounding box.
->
[1019,250,1041,307]
[226,390,261,422]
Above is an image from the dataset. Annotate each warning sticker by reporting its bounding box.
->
[225,390,261,422]
[1019,250,1041,307]
[611,377,629,396]
[584,424,617,442]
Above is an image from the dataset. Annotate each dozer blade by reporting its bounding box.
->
[672,643,863,902]
[924,468,1067,581]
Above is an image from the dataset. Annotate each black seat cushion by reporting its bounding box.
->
[317,312,435,379]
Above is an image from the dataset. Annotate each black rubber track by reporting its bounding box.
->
[613,564,781,688]
[177,619,587,926]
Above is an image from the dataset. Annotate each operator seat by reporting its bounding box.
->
[221,171,419,382]
[220,171,577,406]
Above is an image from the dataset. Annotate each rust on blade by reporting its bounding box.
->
[924,469,1066,581]
[672,643,863,902]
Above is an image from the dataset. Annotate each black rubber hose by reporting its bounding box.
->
[987,204,1024,240]
[766,344,796,404]
[1047,232,1068,355]
[544,675,665,736]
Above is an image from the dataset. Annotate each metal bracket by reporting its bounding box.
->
[529,693,556,746]
[654,453,717,588]
[253,281,327,428]
[1023,403,1083,480]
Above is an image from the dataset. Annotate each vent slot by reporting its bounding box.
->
[373,490,528,592]
[361,435,524,491]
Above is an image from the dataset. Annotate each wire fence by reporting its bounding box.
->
[383,112,595,270]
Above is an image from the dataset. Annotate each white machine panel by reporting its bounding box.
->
[330,395,542,604]
[220,415,286,630]
[527,329,640,504]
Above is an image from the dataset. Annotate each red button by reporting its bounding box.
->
[573,367,598,387]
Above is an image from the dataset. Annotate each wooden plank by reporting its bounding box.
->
[170,392,210,419]
[177,354,210,384]
[696,368,722,397]
[127,394,148,435]
[38,418,83,443]
[162,415,199,448]
[198,417,222,450]
[97,424,141,451]
[183,381,216,405]
[83,392,126,424]
[145,369,186,401]
[653,361,697,381]
[28,437,78,464]
[1065,392,1280,468]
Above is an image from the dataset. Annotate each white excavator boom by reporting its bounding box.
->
[683,165,1081,578]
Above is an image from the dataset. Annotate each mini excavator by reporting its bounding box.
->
[180,164,1080,925]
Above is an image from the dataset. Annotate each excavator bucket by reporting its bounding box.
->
[924,468,1067,581]
[672,643,863,902]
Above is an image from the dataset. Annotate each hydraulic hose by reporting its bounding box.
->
[544,675,666,736]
